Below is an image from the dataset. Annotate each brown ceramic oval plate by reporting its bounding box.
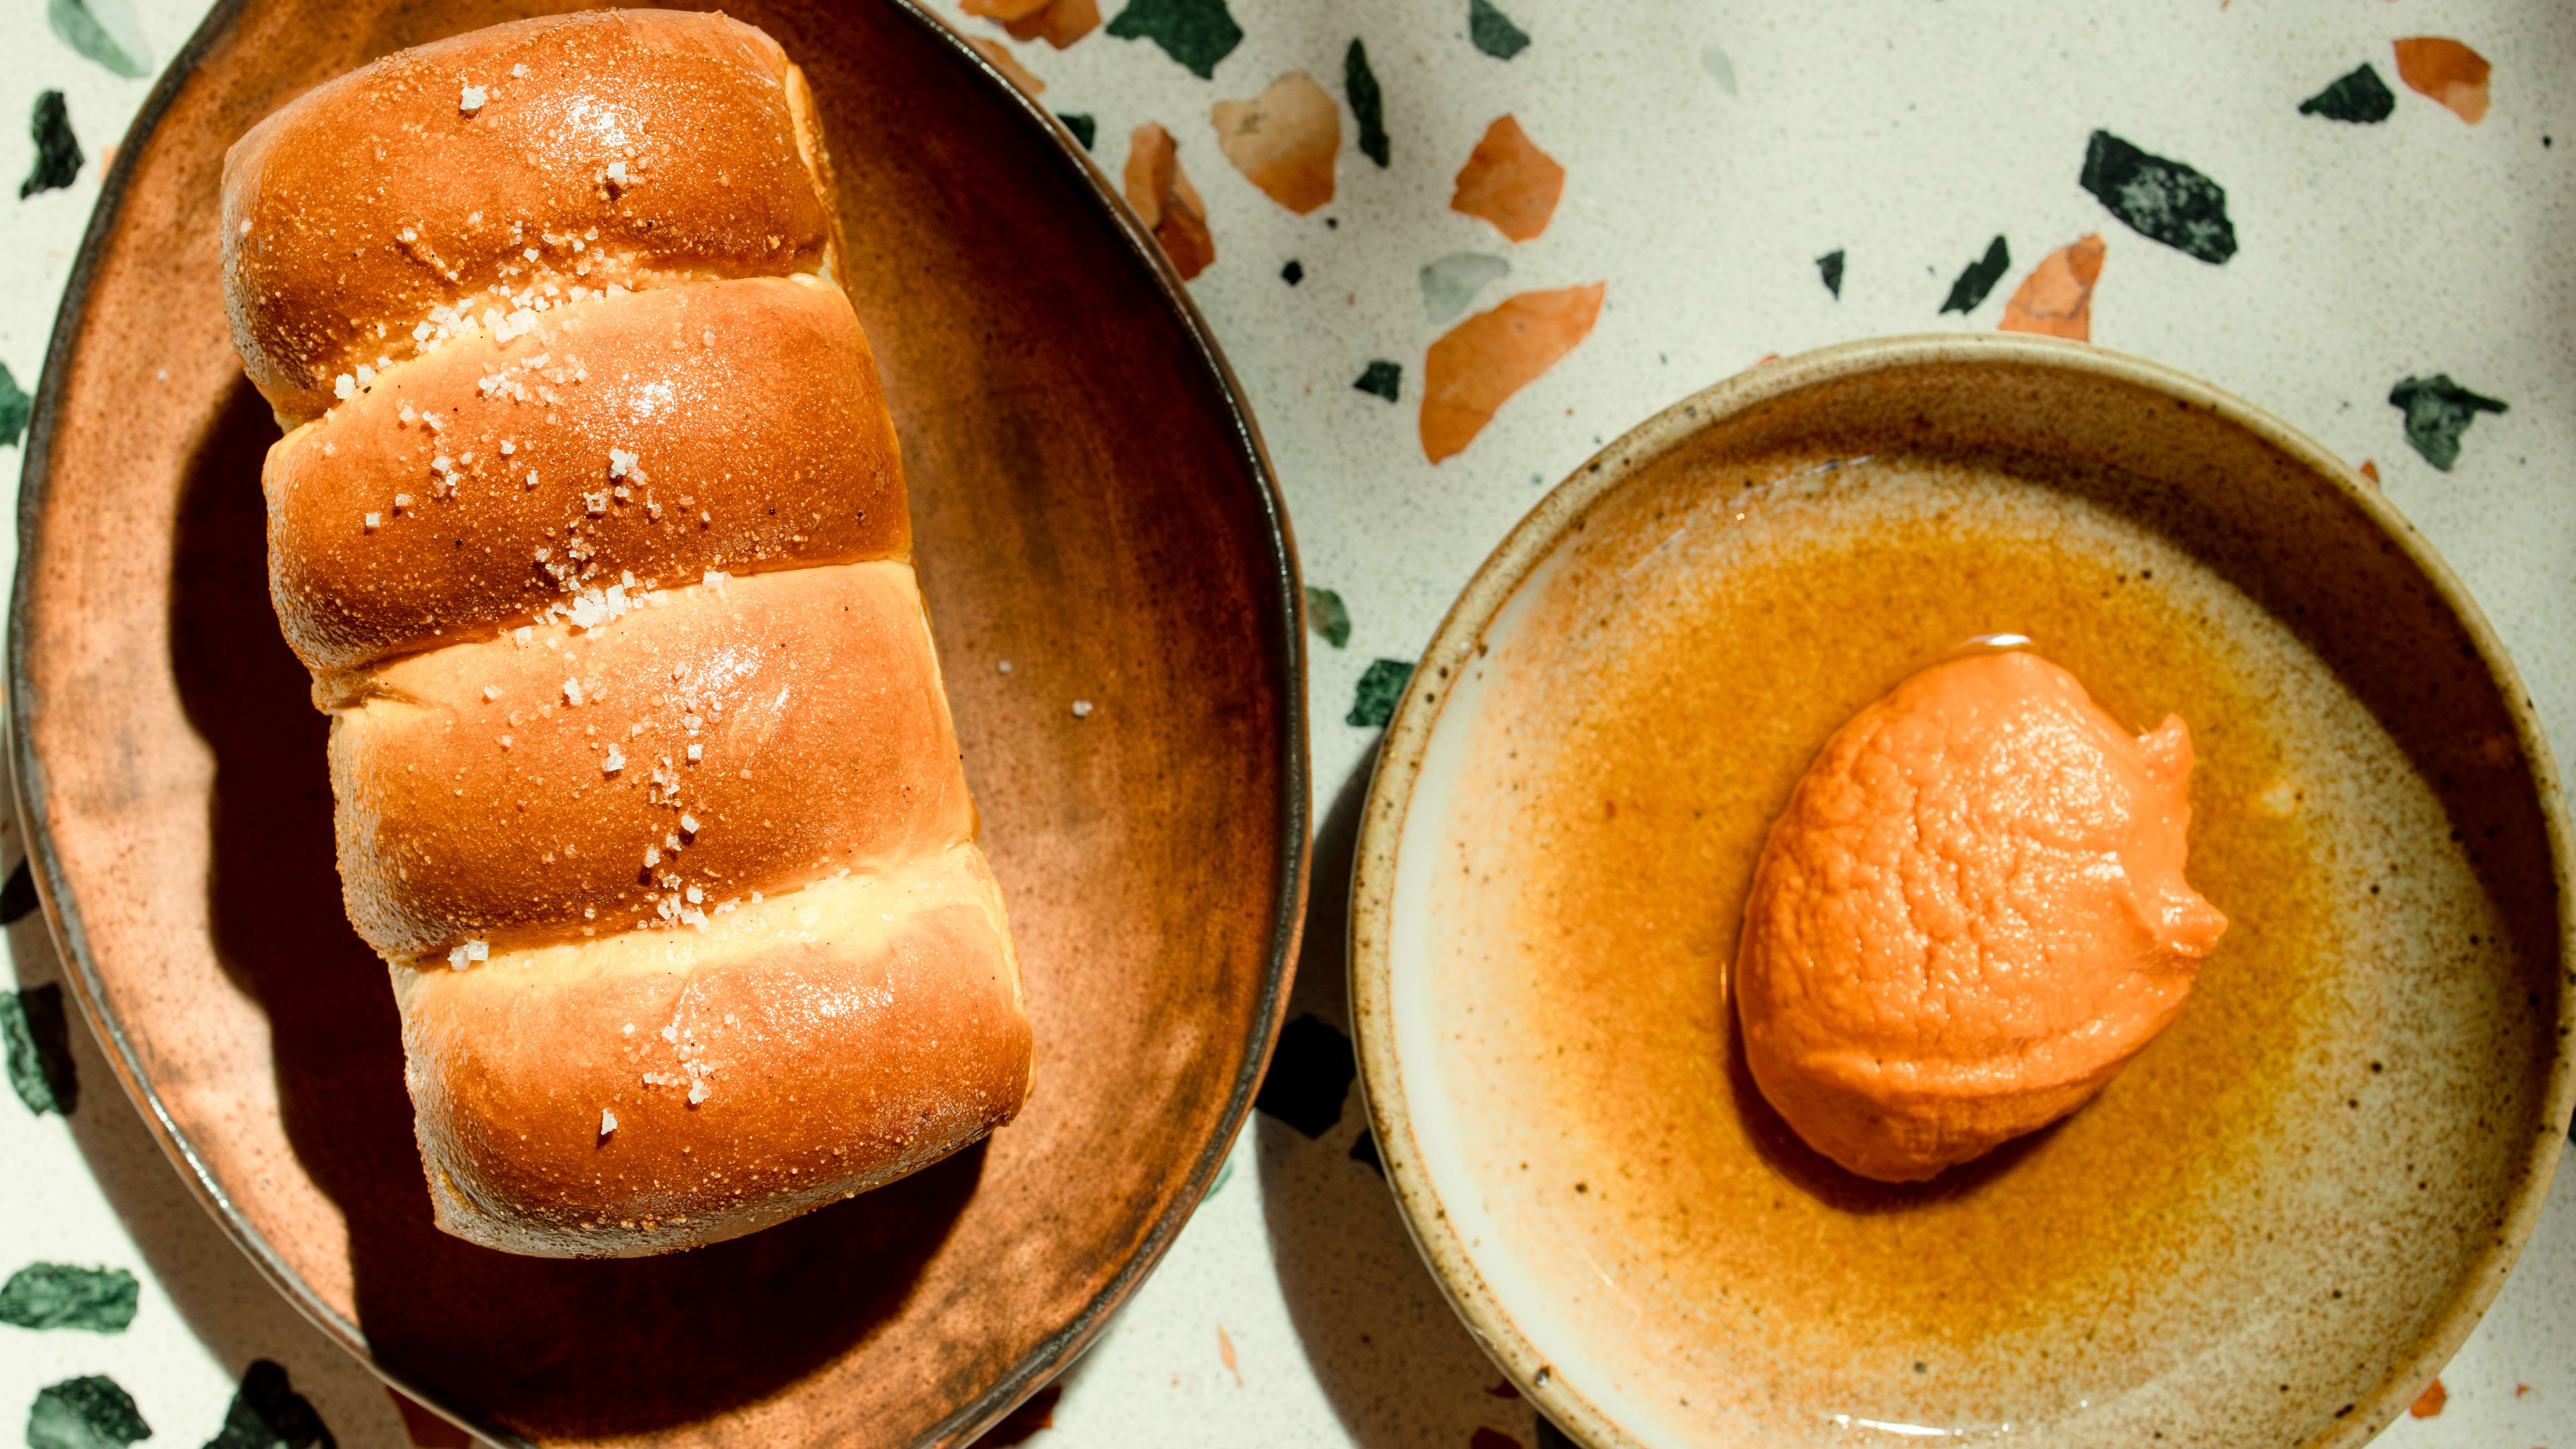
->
[11,2,1305,1445]
[1350,336,2575,1449]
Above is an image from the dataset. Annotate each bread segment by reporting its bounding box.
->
[222,9,840,422]
[328,562,974,960]
[398,846,1028,1258]
[266,275,909,672]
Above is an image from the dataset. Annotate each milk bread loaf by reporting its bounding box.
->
[219,9,1030,1258]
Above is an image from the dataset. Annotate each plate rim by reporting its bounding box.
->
[5,1,1313,1444]
[1345,331,2576,1449]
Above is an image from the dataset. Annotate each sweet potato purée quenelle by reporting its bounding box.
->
[1735,649,2229,1183]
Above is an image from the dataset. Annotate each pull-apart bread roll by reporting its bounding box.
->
[219,9,1031,1258]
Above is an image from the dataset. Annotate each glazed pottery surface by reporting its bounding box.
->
[11,1,1307,1444]
[1350,335,2573,1449]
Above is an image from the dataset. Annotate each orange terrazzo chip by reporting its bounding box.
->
[2410,1379,2447,1418]
[2394,37,2491,124]
[1125,122,1216,280]
[1420,282,1605,463]
[1212,72,1340,215]
[1449,115,1565,243]
[961,0,1050,17]
[2000,234,2106,341]
[1006,0,1099,48]
[965,36,1046,95]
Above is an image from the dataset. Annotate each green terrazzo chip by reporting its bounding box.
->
[2388,374,2508,472]
[2080,130,2236,264]
[1105,0,1242,79]
[1419,252,1509,324]
[0,1263,138,1332]
[21,91,83,200]
[0,364,31,449]
[1303,586,1351,649]
[46,0,151,79]
[2299,64,2396,123]
[1352,360,1401,401]
[26,1377,150,1449]
[207,1360,333,1449]
[1055,113,1096,151]
[4,983,80,1116]
[1255,1014,1355,1134]
[1346,39,1389,166]
[1817,249,1845,299]
[1940,235,2009,315]
[1468,0,1529,60]
[1346,658,1413,727]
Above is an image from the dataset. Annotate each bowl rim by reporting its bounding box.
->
[5,2,1311,1445]
[1345,331,2576,1449]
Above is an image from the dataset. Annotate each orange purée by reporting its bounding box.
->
[1735,650,2229,1182]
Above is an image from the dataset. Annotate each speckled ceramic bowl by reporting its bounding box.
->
[11,1,1305,1445]
[1350,334,2575,1449]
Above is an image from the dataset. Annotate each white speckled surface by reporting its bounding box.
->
[2,1,2569,1445]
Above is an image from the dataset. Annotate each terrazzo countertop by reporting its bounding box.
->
[3,1,2573,1446]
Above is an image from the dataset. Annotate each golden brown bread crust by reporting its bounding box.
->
[227,9,1027,1258]
[221,9,839,423]
[266,275,910,672]
[400,849,1028,1256]
[329,562,974,960]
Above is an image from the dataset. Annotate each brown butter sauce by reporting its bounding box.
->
[1434,450,2337,1428]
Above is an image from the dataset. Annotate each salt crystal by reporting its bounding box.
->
[334,374,356,400]
[998,659,1012,674]
[680,814,700,834]
[686,1079,709,1105]
[606,160,629,188]
[599,1109,617,1134]
[564,678,584,705]
[363,512,381,529]
[1072,699,1095,718]
[602,747,624,773]
[686,743,702,761]
[460,83,488,113]
[482,684,499,701]
[512,63,529,78]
